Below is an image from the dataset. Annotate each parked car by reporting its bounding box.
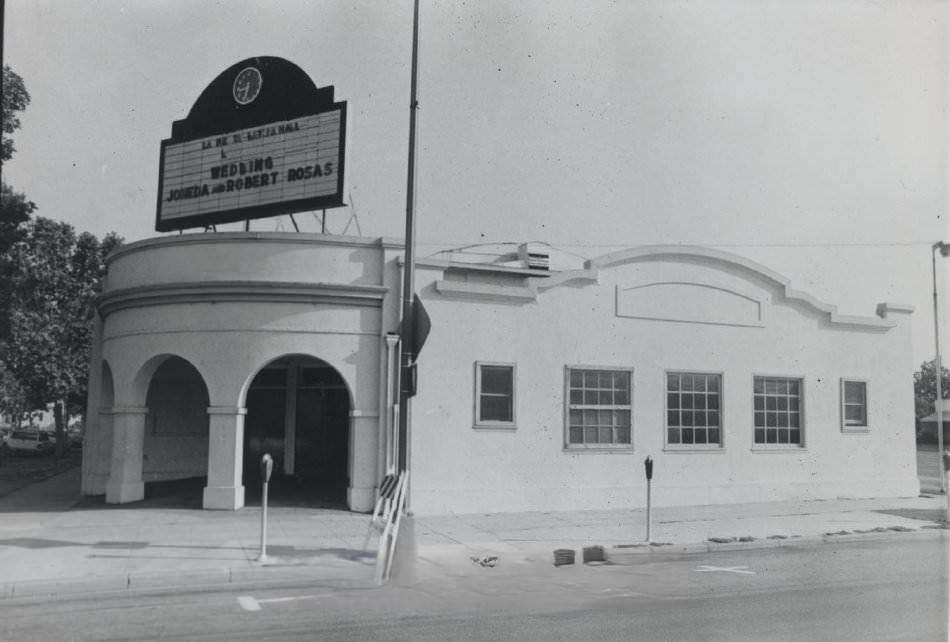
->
[67,429,84,450]
[5,430,55,455]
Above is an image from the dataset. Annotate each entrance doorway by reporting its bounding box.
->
[243,356,350,508]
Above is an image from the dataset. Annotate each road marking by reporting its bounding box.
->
[695,565,756,575]
[238,594,332,612]
[599,588,644,598]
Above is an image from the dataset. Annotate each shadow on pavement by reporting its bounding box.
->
[68,476,351,512]
[874,507,947,523]
[0,535,375,564]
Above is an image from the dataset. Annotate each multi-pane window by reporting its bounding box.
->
[475,363,515,426]
[566,368,632,447]
[753,376,803,446]
[841,380,867,429]
[666,372,722,447]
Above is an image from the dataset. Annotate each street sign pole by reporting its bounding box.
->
[396,0,421,477]
[933,242,946,494]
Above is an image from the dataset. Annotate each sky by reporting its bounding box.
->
[3,0,948,365]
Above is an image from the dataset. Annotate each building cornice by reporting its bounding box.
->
[97,280,387,317]
[423,243,906,330]
[107,232,402,265]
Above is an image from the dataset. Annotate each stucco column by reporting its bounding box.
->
[105,406,149,504]
[81,314,105,496]
[348,410,380,512]
[84,408,114,496]
[203,406,246,510]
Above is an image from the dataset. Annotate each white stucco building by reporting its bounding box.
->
[82,232,919,514]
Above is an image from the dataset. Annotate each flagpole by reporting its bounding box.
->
[398,0,421,474]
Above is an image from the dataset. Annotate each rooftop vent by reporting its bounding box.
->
[518,243,550,271]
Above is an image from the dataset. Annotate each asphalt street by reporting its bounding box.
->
[1,532,945,641]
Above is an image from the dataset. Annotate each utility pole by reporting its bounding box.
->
[397,0,421,474]
[932,241,949,494]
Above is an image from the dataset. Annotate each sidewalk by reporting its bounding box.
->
[0,466,946,599]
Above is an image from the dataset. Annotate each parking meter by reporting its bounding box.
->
[258,453,273,562]
[260,453,273,483]
[644,456,654,542]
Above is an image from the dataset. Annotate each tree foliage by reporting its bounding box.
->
[913,359,950,419]
[1,65,37,344]
[2,65,31,163]
[0,66,123,448]
[1,219,122,420]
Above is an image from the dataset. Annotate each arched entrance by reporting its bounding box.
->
[142,356,210,506]
[243,355,350,508]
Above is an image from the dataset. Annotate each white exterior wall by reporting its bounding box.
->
[409,247,917,514]
[85,235,918,516]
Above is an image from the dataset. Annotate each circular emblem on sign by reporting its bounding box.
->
[233,67,263,105]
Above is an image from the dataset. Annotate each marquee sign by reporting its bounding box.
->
[156,57,346,232]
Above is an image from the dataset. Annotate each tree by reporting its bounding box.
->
[913,359,950,419]
[0,184,37,342]
[2,65,31,163]
[1,66,36,342]
[0,65,35,420]
[2,218,122,454]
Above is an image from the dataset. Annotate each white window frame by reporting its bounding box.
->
[474,361,517,429]
[564,365,634,451]
[664,371,724,450]
[840,379,869,432]
[751,374,805,450]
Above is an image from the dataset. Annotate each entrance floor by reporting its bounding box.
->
[143,476,348,510]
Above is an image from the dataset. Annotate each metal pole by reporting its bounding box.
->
[933,242,945,494]
[646,478,652,543]
[259,478,269,561]
[397,0,421,474]
[258,453,272,562]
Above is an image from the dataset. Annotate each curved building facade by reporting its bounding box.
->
[82,234,919,514]
[82,232,402,511]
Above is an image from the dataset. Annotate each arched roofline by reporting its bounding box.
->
[587,245,791,285]
[565,245,905,329]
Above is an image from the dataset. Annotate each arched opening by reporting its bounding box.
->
[100,360,115,409]
[142,356,211,506]
[243,355,350,508]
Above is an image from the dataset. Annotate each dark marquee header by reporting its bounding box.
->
[156,56,347,232]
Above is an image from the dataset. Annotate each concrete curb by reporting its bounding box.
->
[415,524,947,574]
[0,564,378,601]
[598,526,946,565]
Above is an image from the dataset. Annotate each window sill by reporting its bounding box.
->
[663,446,726,453]
[751,446,808,453]
[841,427,870,434]
[563,446,634,454]
[473,423,517,431]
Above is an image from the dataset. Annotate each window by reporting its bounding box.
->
[475,363,515,427]
[841,380,868,430]
[566,367,632,448]
[666,372,722,447]
[753,376,803,446]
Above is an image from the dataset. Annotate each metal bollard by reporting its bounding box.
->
[258,453,273,562]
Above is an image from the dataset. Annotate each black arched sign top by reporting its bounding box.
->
[156,56,347,232]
